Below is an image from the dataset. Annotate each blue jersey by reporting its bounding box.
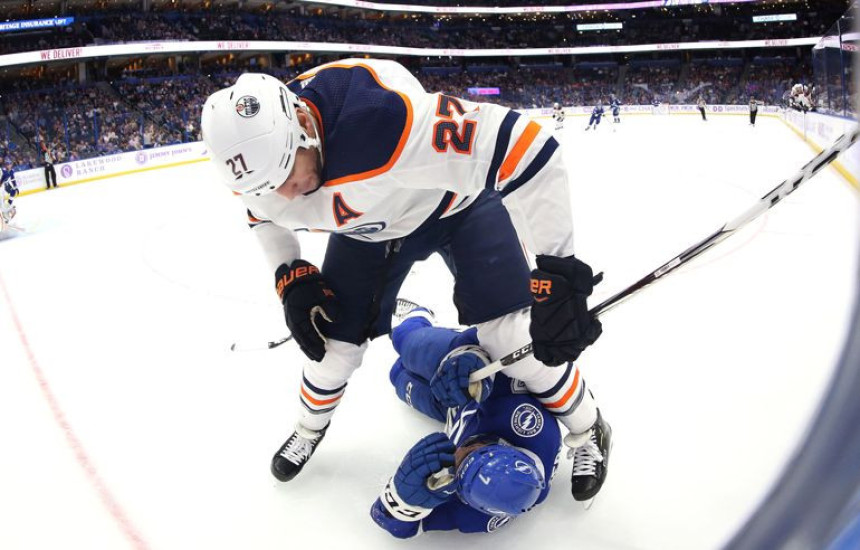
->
[425,376,562,534]
[1,168,17,197]
[587,106,605,126]
[609,98,621,115]
[381,320,562,535]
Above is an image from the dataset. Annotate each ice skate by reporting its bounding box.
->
[394,297,435,323]
[568,410,612,506]
[271,423,329,482]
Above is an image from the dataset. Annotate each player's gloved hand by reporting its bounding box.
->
[370,498,421,539]
[430,345,494,408]
[275,260,340,362]
[392,433,457,510]
[529,254,603,366]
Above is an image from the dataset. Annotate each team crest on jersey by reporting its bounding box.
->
[487,515,512,532]
[511,404,543,437]
[235,96,261,118]
[332,192,364,227]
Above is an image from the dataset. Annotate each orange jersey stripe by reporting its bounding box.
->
[544,368,581,410]
[441,192,458,215]
[300,387,343,407]
[498,121,541,183]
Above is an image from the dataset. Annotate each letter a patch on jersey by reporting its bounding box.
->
[332,192,363,227]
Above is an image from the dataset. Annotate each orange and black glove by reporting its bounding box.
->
[529,255,602,366]
[275,260,340,362]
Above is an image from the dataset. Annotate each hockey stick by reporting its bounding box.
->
[229,335,292,352]
[228,298,429,352]
[468,124,860,389]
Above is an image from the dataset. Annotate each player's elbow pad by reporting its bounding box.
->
[370,498,421,539]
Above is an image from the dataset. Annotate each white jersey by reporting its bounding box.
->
[553,105,565,130]
[239,59,575,270]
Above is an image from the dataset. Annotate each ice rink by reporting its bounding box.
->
[1,112,858,550]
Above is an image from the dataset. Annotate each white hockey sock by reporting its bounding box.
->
[476,311,598,436]
[297,339,366,432]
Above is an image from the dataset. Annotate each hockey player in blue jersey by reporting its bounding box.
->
[370,305,612,537]
[608,95,622,124]
[584,102,605,131]
[1,159,19,224]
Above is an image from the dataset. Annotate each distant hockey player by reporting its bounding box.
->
[749,97,764,126]
[1,159,18,225]
[371,306,611,537]
[805,84,816,111]
[608,94,622,125]
[584,102,605,131]
[201,59,606,483]
[552,102,565,131]
[790,83,812,112]
[696,96,708,121]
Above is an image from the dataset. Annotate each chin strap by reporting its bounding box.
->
[299,102,324,166]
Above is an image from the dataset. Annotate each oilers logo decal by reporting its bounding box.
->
[235,96,261,118]
[511,404,543,437]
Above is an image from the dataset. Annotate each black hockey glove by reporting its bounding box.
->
[275,260,341,362]
[529,254,603,366]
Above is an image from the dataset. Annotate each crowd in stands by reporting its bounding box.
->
[0,135,37,171]
[0,1,846,56]
[0,52,820,172]
[624,63,681,105]
[4,84,144,163]
[686,60,744,105]
[0,0,848,173]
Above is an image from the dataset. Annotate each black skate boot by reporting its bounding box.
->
[569,410,612,501]
[271,423,329,482]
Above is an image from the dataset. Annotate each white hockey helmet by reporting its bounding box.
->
[201,73,320,196]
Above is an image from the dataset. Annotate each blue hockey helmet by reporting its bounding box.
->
[457,443,545,516]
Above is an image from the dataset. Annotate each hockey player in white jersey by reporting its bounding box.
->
[552,102,565,131]
[790,83,812,112]
[200,59,607,497]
